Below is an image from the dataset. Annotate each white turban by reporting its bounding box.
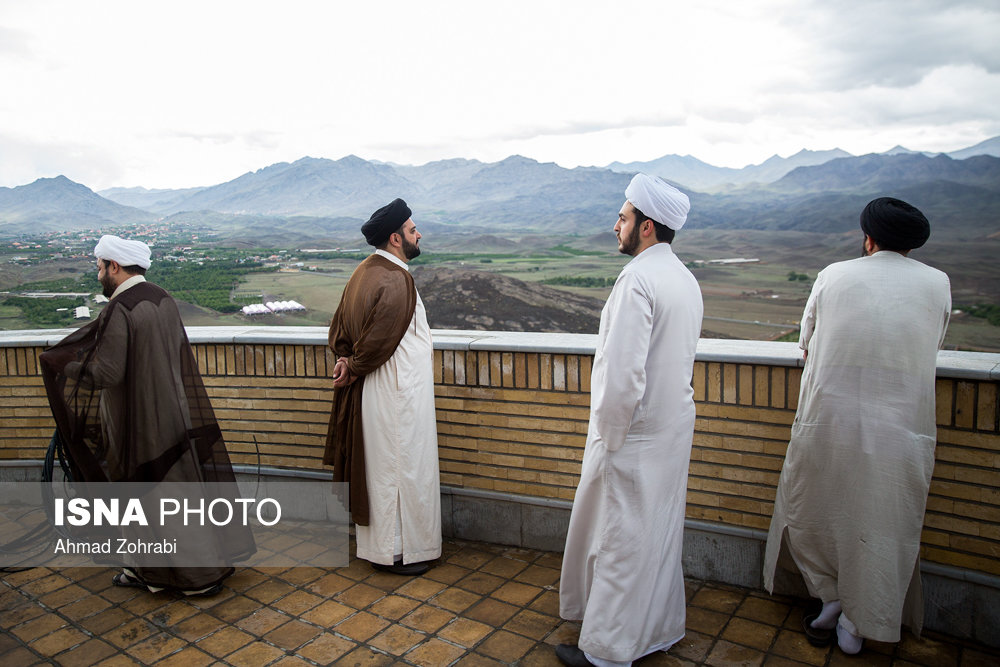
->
[625,173,690,230]
[93,235,152,269]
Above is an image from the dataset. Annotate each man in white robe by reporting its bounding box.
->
[558,174,703,667]
[763,197,951,654]
[325,198,441,575]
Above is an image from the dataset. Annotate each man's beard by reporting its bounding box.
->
[100,272,116,298]
[402,237,421,260]
[618,222,641,256]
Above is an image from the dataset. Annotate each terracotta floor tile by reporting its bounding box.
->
[400,604,457,633]
[368,594,422,620]
[334,645,396,666]
[634,650,693,666]
[171,612,225,642]
[520,645,563,667]
[480,556,530,578]
[685,606,731,636]
[529,590,561,617]
[517,564,562,588]
[195,625,255,658]
[225,569,270,592]
[542,620,580,646]
[10,613,69,642]
[263,618,323,651]
[245,579,296,604]
[234,607,292,635]
[123,632,186,664]
[691,586,746,614]
[335,610,391,642]
[827,651,891,666]
[762,656,813,667]
[0,600,46,629]
[668,630,714,662]
[272,655,319,667]
[335,582,386,609]
[477,629,536,662]
[1,566,53,586]
[146,598,201,628]
[335,558,376,581]
[503,608,561,641]
[770,629,831,666]
[271,589,324,616]
[224,640,287,667]
[103,617,157,649]
[209,595,261,624]
[307,572,355,596]
[961,647,1000,667]
[153,647,216,667]
[463,597,519,626]
[492,580,544,606]
[736,595,793,627]
[535,553,563,569]
[19,572,73,596]
[301,599,355,627]
[705,639,765,666]
[431,586,482,613]
[438,617,494,647]
[395,577,448,600]
[723,616,780,651]
[297,631,357,663]
[29,626,89,657]
[448,548,495,570]
[404,637,467,666]
[278,566,327,586]
[2,646,49,665]
[93,655,144,667]
[367,623,427,655]
[52,638,119,667]
[426,563,473,585]
[456,571,506,595]
[366,570,413,592]
[37,583,91,610]
[455,652,507,667]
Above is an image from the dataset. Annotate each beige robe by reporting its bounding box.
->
[354,250,441,565]
[763,251,951,642]
[560,243,703,663]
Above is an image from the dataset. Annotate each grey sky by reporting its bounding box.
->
[1,0,997,190]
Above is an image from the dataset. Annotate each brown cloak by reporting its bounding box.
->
[324,254,417,525]
[40,280,255,590]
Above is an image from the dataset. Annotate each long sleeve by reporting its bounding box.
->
[592,271,652,452]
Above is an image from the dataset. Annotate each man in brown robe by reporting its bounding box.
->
[40,235,253,595]
[324,198,441,575]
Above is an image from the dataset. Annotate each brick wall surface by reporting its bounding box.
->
[2,342,998,578]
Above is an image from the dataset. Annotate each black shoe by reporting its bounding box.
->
[371,559,431,576]
[802,612,834,647]
[555,644,595,667]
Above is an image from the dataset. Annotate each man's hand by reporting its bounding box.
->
[332,358,357,388]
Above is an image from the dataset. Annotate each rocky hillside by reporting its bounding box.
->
[414,267,603,333]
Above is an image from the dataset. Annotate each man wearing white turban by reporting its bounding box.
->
[558,174,704,666]
[40,235,253,596]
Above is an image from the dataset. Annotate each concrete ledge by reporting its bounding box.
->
[3,327,997,379]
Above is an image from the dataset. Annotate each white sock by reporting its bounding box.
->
[811,600,841,629]
[837,612,863,655]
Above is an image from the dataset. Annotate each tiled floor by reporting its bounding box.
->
[1,538,997,666]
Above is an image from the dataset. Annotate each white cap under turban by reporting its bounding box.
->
[93,235,152,269]
[625,173,690,230]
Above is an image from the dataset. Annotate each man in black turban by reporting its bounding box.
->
[859,196,931,253]
[764,196,951,655]
[324,198,440,575]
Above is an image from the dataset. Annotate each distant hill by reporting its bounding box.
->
[414,266,604,333]
[0,175,155,234]
[608,148,853,191]
[2,136,997,239]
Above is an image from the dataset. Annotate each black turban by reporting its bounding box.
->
[361,198,412,246]
[859,197,930,251]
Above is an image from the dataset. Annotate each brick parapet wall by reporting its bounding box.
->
[2,328,998,579]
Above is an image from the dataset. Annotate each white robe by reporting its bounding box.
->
[355,250,442,566]
[560,243,703,663]
[763,251,951,642]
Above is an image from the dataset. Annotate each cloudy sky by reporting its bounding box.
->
[1,0,998,190]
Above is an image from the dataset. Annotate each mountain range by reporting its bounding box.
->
[1,135,999,240]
